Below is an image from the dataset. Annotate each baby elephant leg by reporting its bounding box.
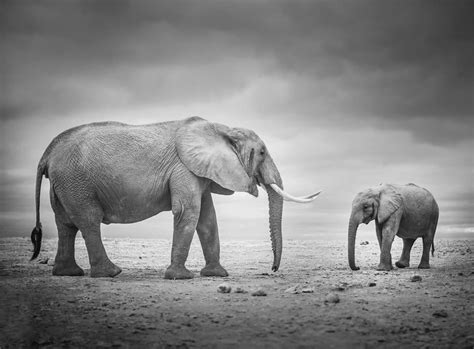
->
[395,238,416,268]
[418,236,433,269]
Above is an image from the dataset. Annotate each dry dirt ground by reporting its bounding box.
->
[1,237,473,348]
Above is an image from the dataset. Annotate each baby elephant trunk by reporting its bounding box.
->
[348,215,360,271]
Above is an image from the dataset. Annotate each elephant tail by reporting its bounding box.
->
[430,203,438,258]
[30,162,45,260]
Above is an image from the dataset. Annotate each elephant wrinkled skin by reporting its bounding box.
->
[30,117,319,279]
[348,183,439,271]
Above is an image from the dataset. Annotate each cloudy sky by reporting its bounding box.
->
[1,0,473,242]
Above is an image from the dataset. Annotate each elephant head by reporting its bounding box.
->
[176,117,320,271]
[348,184,402,270]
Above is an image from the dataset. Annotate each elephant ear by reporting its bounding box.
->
[377,185,403,223]
[176,117,254,194]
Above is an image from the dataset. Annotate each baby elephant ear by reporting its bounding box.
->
[377,185,403,223]
[176,117,253,193]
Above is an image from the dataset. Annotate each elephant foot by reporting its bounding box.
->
[376,263,393,271]
[52,261,85,276]
[395,260,409,268]
[418,263,430,269]
[90,261,122,278]
[200,263,229,277]
[164,265,194,280]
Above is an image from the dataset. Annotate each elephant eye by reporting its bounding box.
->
[260,149,265,156]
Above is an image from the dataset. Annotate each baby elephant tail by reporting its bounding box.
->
[30,162,45,260]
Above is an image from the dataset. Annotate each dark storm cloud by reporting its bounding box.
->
[2,1,473,144]
[245,1,474,144]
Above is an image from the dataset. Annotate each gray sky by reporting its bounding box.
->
[1,0,473,241]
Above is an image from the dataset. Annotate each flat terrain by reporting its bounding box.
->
[1,237,473,348]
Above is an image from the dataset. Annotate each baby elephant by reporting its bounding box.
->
[348,183,439,271]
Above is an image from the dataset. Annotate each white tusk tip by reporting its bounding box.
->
[304,191,322,200]
[269,184,321,204]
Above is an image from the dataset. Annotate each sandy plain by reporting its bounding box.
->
[0,236,473,348]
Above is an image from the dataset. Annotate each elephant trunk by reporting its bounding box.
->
[348,214,360,271]
[266,183,283,272]
[260,155,283,272]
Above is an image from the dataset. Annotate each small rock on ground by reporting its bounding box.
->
[217,283,232,293]
[38,257,49,264]
[325,293,340,304]
[234,287,247,294]
[433,310,448,318]
[285,284,301,294]
[251,288,267,296]
[284,284,314,294]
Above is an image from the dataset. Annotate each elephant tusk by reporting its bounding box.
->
[269,184,321,203]
[303,191,322,200]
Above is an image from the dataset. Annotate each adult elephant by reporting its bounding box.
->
[30,116,320,279]
[348,183,439,271]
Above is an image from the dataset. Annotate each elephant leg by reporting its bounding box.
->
[81,224,122,277]
[377,213,401,271]
[375,223,383,251]
[419,213,438,269]
[53,221,84,276]
[418,236,433,269]
[395,238,415,268]
[50,191,84,276]
[165,187,201,280]
[73,206,121,278]
[197,191,228,277]
[378,233,396,271]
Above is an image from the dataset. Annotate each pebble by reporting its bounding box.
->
[410,275,422,282]
[301,286,314,293]
[324,293,340,304]
[433,310,448,318]
[284,285,301,294]
[217,283,232,293]
[38,257,49,264]
[360,241,369,245]
[368,282,377,287]
[234,287,247,294]
[251,288,267,296]
[333,282,349,291]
